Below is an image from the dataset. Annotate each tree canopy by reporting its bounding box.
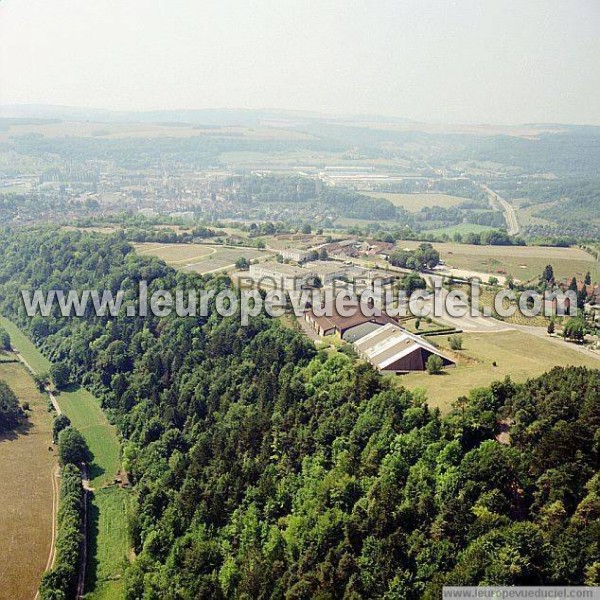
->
[0,380,24,433]
[0,229,596,597]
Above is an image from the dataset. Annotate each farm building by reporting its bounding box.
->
[279,248,312,263]
[304,301,396,338]
[303,260,348,285]
[342,266,397,287]
[354,324,455,373]
[249,262,314,291]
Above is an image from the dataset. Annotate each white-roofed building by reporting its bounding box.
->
[279,248,312,263]
[249,262,314,291]
[302,260,348,285]
[354,324,455,372]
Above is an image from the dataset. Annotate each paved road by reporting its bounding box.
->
[420,274,599,359]
[483,184,520,236]
[421,274,512,333]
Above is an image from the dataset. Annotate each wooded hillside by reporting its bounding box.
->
[0,228,597,597]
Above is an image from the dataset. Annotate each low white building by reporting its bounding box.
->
[249,262,314,291]
[303,260,348,285]
[279,248,312,263]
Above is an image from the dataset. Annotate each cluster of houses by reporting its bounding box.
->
[248,259,395,293]
[317,239,395,260]
[273,239,394,263]
[246,253,455,373]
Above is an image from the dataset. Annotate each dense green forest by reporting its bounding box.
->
[39,462,86,599]
[222,174,509,230]
[3,133,346,171]
[0,379,24,433]
[0,228,598,598]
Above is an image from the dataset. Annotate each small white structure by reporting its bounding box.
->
[279,248,312,263]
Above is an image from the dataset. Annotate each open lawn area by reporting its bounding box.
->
[55,385,121,488]
[86,487,131,599]
[134,242,273,274]
[1,317,53,373]
[397,240,599,283]
[0,360,55,600]
[370,192,467,212]
[451,284,556,328]
[397,330,600,414]
[1,317,130,600]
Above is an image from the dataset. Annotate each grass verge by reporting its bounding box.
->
[398,330,600,414]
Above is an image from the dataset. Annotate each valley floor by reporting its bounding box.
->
[0,318,130,600]
[0,359,55,600]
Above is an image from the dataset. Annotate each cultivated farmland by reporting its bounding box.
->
[370,192,467,212]
[422,223,496,237]
[0,360,55,600]
[0,318,129,600]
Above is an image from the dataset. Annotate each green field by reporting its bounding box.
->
[0,317,130,599]
[87,487,131,599]
[55,385,121,488]
[0,360,55,600]
[398,330,600,413]
[512,198,554,227]
[369,192,467,212]
[422,223,496,236]
[134,242,273,274]
[1,318,53,373]
[397,240,599,282]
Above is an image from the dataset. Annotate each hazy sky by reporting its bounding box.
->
[1,0,599,124]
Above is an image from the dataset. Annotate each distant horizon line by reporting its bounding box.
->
[1,102,598,129]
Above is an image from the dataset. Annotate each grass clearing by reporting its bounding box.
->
[370,192,467,212]
[134,242,216,263]
[422,223,496,236]
[0,360,55,600]
[397,240,599,282]
[1,317,130,599]
[451,285,556,328]
[1,317,52,373]
[55,386,121,488]
[401,316,449,334]
[512,198,554,227]
[398,330,600,413]
[86,487,131,599]
[133,242,273,274]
